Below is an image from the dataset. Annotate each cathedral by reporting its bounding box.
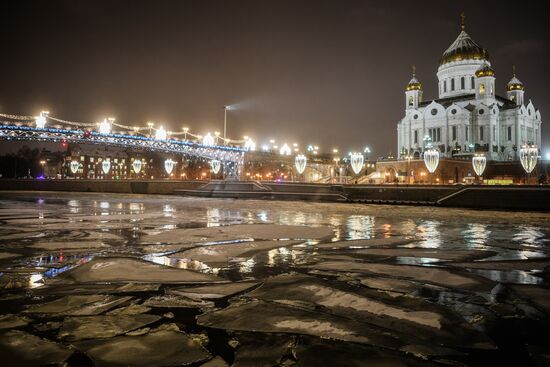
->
[397,15,542,161]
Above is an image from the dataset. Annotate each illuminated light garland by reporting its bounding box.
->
[164,159,175,174]
[210,159,221,174]
[132,159,142,174]
[519,144,538,174]
[69,160,80,174]
[295,154,307,174]
[203,133,215,146]
[350,153,364,175]
[423,148,440,173]
[102,160,111,174]
[280,143,291,155]
[155,126,167,140]
[472,154,486,176]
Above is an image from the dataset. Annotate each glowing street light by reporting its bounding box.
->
[155,126,167,140]
[99,118,112,134]
[203,133,215,146]
[280,143,291,155]
[35,111,49,129]
[244,137,256,151]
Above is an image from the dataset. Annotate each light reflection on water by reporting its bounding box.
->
[2,194,550,287]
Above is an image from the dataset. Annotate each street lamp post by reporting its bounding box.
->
[223,105,231,143]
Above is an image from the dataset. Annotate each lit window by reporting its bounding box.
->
[479,84,485,95]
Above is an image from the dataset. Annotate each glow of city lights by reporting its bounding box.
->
[261,144,270,152]
[102,160,111,174]
[280,143,291,155]
[132,159,142,174]
[519,144,539,174]
[164,159,175,174]
[244,138,256,151]
[69,160,79,174]
[472,154,486,177]
[155,126,167,140]
[210,159,221,174]
[423,148,440,173]
[350,153,364,175]
[295,154,307,174]
[99,118,111,134]
[203,133,215,146]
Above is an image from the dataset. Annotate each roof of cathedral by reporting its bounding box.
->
[440,30,488,66]
[418,94,516,110]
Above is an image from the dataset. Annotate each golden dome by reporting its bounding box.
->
[507,65,524,91]
[440,13,489,66]
[475,62,495,77]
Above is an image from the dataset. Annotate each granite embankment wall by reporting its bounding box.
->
[0,179,203,195]
[0,179,548,211]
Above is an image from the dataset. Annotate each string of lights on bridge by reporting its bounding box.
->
[0,110,541,178]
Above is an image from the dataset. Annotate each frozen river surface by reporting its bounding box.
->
[0,191,549,366]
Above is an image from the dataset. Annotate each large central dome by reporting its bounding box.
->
[439,29,488,66]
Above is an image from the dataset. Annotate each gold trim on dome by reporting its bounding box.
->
[507,83,524,91]
[405,83,422,91]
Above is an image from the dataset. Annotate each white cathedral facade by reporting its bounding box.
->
[397,19,542,161]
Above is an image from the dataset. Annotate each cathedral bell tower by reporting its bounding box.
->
[474,61,495,103]
[405,65,422,110]
[507,65,525,106]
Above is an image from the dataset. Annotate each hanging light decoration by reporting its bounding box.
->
[280,143,291,155]
[210,159,221,174]
[350,153,364,175]
[472,154,486,177]
[155,126,167,140]
[423,148,439,173]
[295,154,307,174]
[69,160,80,174]
[164,159,175,174]
[132,159,142,174]
[519,144,538,173]
[203,133,215,146]
[102,160,111,174]
[99,118,111,134]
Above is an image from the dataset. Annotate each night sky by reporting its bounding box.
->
[1,0,548,157]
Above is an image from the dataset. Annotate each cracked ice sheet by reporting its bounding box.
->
[47,257,222,284]
[25,295,133,316]
[59,314,161,341]
[315,236,415,249]
[247,274,443,329]
[308,261,494,291]
[140,224,333,244]
[0,330,73,366]
[170,240,301,266]
[74,326,211,367]
[352,248,496,261]
[167,281,260,300]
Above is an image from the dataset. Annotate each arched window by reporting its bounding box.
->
[461,77,465,89]
[471,76,475,89]
[444,80,447,93]
[408,96,413,106]
[479,83,485,95]
[451,79,455,91]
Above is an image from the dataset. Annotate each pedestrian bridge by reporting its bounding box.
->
[0,114,245,163]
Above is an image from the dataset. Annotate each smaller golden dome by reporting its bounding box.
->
[507,65,524,91]
[405,65,422,91]
[475,62,495,78]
